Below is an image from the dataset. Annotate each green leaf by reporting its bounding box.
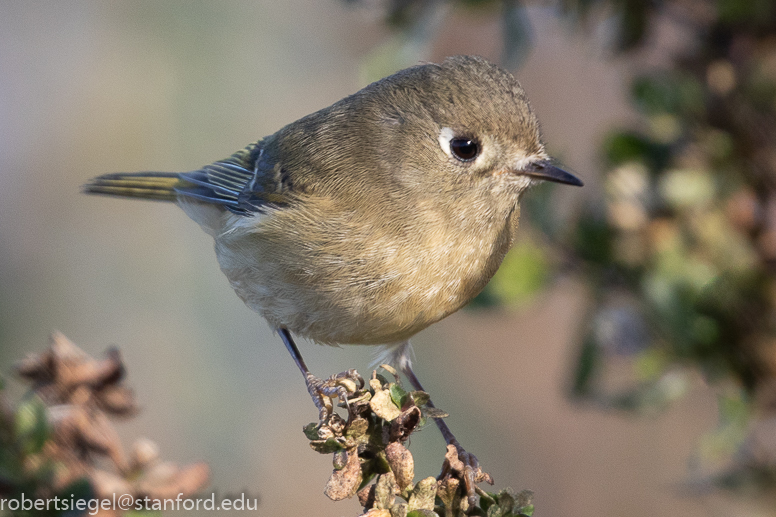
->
[515,490,535,516]
[408,390,430,407]
[572,213,614,265]
[717,0,775,24]
[309,438,345,454]
[303,422,320,440]
[571,337,601,397]
[631,73,705,116]
[603,131,649,165]
[614,0,649,50]
[479,492,497,512]
[407,510,440,517]
[487,504,505,517]
[15,396,49,454]
[390,383,408,408]
[484,240,549,307]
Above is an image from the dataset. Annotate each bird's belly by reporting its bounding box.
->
[223,261,478,345]
[213,232,499,346]
[206,203,510,346]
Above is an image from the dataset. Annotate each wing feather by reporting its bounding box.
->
[176,140,283,215]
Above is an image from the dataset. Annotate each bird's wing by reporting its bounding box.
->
[177,140,287,215]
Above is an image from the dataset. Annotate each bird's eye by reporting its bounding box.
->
[450,138,479,162]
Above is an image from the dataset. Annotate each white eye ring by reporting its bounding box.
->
[438,127,455,158]
[438,127,481,163]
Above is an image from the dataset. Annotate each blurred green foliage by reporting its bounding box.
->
[472,237,550,308]
[0,336,209,517]
[351,0,776,494]
[0,386,95,517]
[561,0,776,408]
[566,0,776,491]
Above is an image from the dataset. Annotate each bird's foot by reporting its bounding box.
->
[305,369,365,423]
[440,442,494,511]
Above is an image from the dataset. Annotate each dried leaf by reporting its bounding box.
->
[391,503,409,517]
[333,450,349,470]
[78,411,127,471]
[390,405,421,442]
[138,461,210,499]
[324,447,362,501]
[379,364,399,378]
[15,351,54,382]
[407,391,430,407]
[435,477,462,514]
[423,407,448,419]
[89,469,133,498]
[131,438,160,470]
[95,385,138,416]
[385,442,414,490]
[358,483,375,508]
[374,471,398,509]
[370,389,402,422]
[407,477,436,512]
[346,417,370,438]
[310,437,345,454]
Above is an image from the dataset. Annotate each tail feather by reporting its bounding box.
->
[82,172,183,202]
[85,142,268,214]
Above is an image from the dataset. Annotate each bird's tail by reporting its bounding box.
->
[82,172,184,202]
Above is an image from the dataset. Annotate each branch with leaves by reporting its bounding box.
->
[0,333,209,516]
[304,365,533,517]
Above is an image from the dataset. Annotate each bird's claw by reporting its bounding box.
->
[305,369,365,423]
[441,442,494,510]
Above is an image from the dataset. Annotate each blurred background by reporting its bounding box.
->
[2,1,776,516]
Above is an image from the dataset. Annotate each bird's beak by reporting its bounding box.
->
[522,160,584,187]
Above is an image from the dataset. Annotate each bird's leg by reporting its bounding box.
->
[277,327,363,423]
[401,361,494,507]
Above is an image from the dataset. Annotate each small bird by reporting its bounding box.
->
[84,55,582,485]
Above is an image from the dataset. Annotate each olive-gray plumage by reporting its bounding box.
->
[84,55,581,350]
[84,56,582,480]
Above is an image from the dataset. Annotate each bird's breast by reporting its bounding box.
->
[210,199,513,345]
